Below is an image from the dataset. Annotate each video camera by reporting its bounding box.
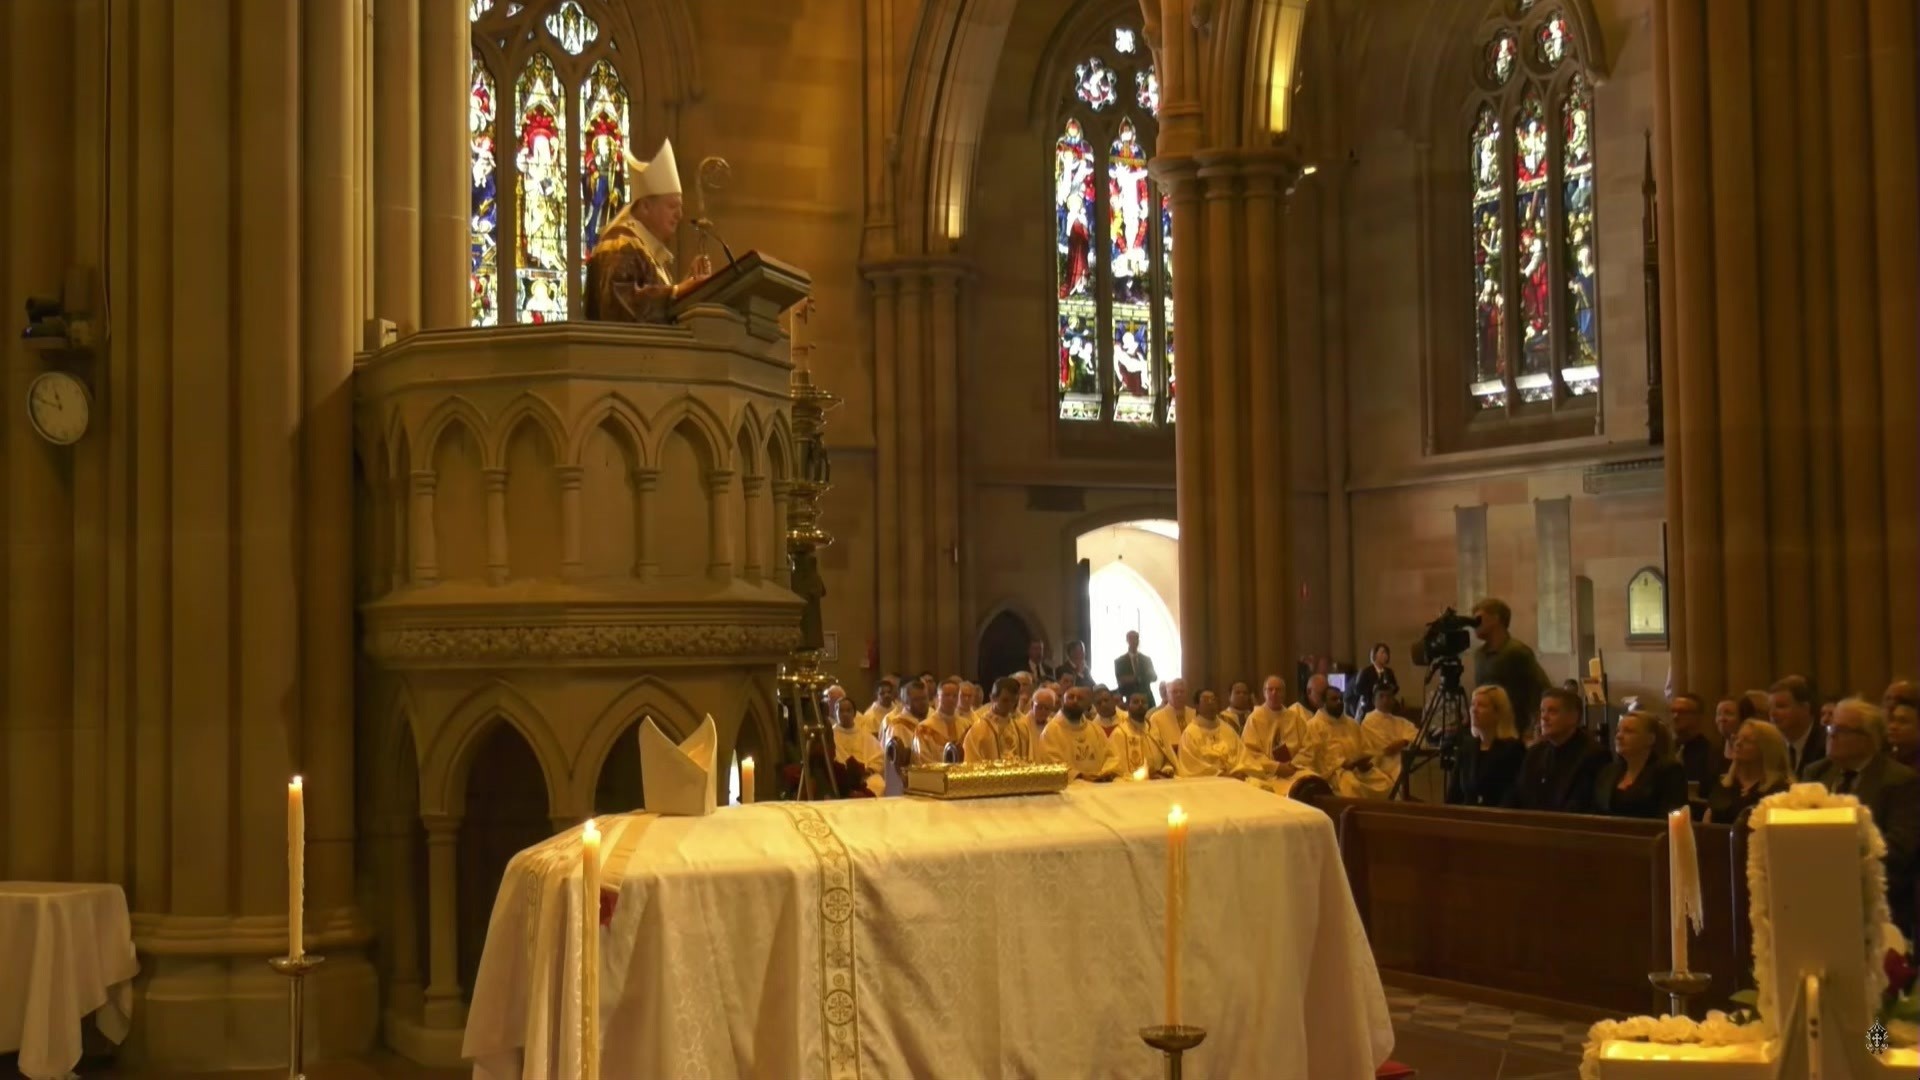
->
[1411,607,1481,668]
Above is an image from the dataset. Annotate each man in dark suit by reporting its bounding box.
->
[1803,697,1919,934]
[1504,687,1608,813]
[1113,631,1158,707]
[1769,674,1827,774]
[1023,638,1057,682]
[1669,692,1723,815]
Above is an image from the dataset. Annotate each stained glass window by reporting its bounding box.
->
[468,1,640,327]
[1462,3,1599,420]
[1052,25,1171,428]
[469,54,500,327]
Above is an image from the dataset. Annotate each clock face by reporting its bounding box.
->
[27,371,90,445]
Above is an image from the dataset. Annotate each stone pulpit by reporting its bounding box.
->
[352,256,808,1061]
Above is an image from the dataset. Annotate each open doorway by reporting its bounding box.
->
[1075,520,1181,688]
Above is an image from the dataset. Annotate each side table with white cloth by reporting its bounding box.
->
[466,777,1394,1079]
[0,883,138,1080]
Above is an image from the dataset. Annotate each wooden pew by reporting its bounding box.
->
[1307,797,1745,1022]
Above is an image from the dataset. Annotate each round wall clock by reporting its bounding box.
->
[26,370,91,445]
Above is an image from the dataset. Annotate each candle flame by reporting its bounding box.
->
[290,775,303,791]
[1132,765,1149,781]
[583,817,600,842]
[1168,804,1187,827]
[741,756,755,768]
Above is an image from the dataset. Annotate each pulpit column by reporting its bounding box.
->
[390,477,409,591]
[482,468,508,585]
[769,480,792,587]
[409,471,439,584]
[706,470,736,583]
[421,813,466,1027]
[631,468,659,581]
[385,814,423,1010]
[557,466,585,581]
[741,475,767,583]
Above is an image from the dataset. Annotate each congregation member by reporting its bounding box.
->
[1702,719,1792,824]
[1471,597,1552,737]
[1113,630,1160,707]
[1768,675,1826,772]
[1355,687,1419,797]
[1039,686,1119,781]
[1109,691,1173,777]
[1592,711,1688,819]
[1711,695,1746,749]
[1176,690,1249,778]
[1093,689,1121,738]
[1022,639,1057,681]
[963,677,1031,763]
[1243,675,1310,769]
[1222,681,1253,732]
[913,678,967,764]
[860,676,900,738]
[1448,685,1524,807]
[1883,680,1920,772]
[1504,687,1607,813]
[1802,697,1919,934]
[1667,693,1722,811]
[1346,643,1400,718]
[1302,687,1386,797]
[1148,679,1197,760]
[1058,639,1091,684]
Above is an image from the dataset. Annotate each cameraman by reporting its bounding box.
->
[1471,597,1551,738]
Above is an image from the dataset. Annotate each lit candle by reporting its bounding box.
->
[1667,808,1696,975]
[1132,764,1149,782]
[741,756,756,804]
[581,818,601,1080]
[1165,804,1189,1027]
[1589,657,1603,679]
[288,776,304,960]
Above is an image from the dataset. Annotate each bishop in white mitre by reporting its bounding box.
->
[962,677,1031,762]
[1108,691,1172,777]
[1242,675,1312,772]
[831,698,887,796]
[1176,690,1250,778]
[1038,687,1119,781]
[1303,694,1392,797]
[1355,687,1419,797]
[1147,679,1197,763]
[914,679,968,765]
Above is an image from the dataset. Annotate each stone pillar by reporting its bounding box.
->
[384,815,423,1011]
[864,269,904,671]
[894,273,929,664]
[928,266,964,667]
[391,476,411,591]
[707,470,736,583]
[1653,0,1918,693]
[421,813,465,1027]
[419,0,468,328]
[631,468,659,581]
[374,0,421,336]
[483,467,509,584]
[769,480,793,588]
[741,475,767,583]
[557,465,584,580]
[410,471,440,583]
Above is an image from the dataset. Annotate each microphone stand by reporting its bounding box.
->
[693,218,736,269]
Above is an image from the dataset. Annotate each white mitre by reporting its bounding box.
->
[624,138,682,199]
[639,714,716,816]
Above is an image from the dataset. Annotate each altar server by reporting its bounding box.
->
[1040,687,1120,780]
[964,677,1032,763]
[1356,687,1419,797]
[1177,690,1249,778]
[914,678,967,764]
[1108,692,1172,777]
[1148,679,1197,761]
[1304,691,1386,797]
[583,139,712,323]
[1243,675,1310,771]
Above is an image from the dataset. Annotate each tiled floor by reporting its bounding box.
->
[1385,983,1592,1080]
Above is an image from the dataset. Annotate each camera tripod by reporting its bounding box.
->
[1391,659,1468,801]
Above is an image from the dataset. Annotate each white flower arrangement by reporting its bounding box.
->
[1578,783,1903,1080]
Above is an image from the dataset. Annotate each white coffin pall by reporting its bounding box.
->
[1586,784,1918,1078]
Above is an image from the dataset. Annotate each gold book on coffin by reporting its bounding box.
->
[905,761,1070,799]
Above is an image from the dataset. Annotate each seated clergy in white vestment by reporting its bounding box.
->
[1148,678,1197,762]
[913,678,968,764]
[1221,681,1254,733]
[1108,691,1173,777]
[1038,686,1120,781]
[884,680,928,762]
[831,698,888,795]
[1242,674,1312,771]
[1355,687,1419,797]
[858,675,900,739]
[962,677,1032,762]
[1093,688,1121,739]
[1019,686,1058,758]
[1304,693,1393,797]
[1177,690,1254,778]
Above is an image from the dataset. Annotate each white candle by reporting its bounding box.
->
[581,818,601,1080]
[1589,656,1603,679]
[1165,804,1189,1027]
[1667,808,1693,974]
[741,756,756,804]
[288,776,304,960]
[1132,764,1149,782]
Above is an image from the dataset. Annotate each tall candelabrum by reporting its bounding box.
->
[782,303,842,800]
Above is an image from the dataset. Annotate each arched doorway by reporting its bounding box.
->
[1076,520,1181,689]
[975,608,1038,688]
[456,722,552,996]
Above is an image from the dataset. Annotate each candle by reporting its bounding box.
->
[741,756,756,804]
[288,776,304,960]
[1165,804,1189,1027]
[581,818,602,1080]
[1589,657,1603,679]
[1667,809,1698,975]
[1132,764,1149,782]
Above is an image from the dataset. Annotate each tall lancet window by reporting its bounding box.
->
[468,0,636,326]
[1052,24,1173,429]
[1462,3,1600,420]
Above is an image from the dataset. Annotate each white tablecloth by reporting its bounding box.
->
[0,883,137,1080]
[466,778,1393,1079]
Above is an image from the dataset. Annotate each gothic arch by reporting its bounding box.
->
[567,392,652,468]
[646,394,730,472]
[420,680,569,817]
[1026,0,1141,128]
[417,396,495,471]
[487,392,569,468]
[893,0,1022,254]
[1402,0,1611,139]
[764,412,794,483]
[569,674,706,811]
[732,402,769,476]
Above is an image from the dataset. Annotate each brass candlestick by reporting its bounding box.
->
[268,954,325,1079]
[1140,1024,1207,1080]
[1649,969,1711,1019]
[783,362,841,800]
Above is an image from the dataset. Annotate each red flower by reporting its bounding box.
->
[598,885,618,928]
[1886,949,1917,995]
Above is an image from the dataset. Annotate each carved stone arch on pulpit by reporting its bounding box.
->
[567,392,652,469]
[732,402,768,477]
[486,392,568,471]
[573,675,704,813]
[765,412,794,485]
[417,395,496,471]
[420,680,569,819]
[646,394,730,472]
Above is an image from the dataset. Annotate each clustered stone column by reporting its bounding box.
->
[862,258,968,674]
[1150,149,1303,691]
[1653,0,1918,694]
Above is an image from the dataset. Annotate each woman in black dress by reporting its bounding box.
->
[1448,685,1525,806]
[1347,643,1400,717]
[1703,719,1792,823]
[1593,711,1689,818]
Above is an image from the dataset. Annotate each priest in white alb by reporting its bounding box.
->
[1148,678,1196,761]
[1039,687,1120,781]
[886,681,929,761]
[913,678,967,764]
[962,677,1031,762]
[1108,691,1172,777]
[1243,674,1311,772]
[1355,686,1418,797]
[1177,690,1252,778]
[1304,691,1391,797]
[831,697,887,795]
[859,676,900,739]
[1020,686,1058,756]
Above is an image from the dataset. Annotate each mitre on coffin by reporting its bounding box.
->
[639,714,716,817]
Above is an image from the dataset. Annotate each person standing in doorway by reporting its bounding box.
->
[1113,630,1159,708]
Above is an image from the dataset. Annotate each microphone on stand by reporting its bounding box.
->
[692,218,736,269]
